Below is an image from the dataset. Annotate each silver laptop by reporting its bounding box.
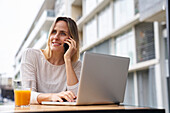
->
[42,52,130,105]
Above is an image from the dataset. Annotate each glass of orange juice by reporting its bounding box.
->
[13,80,32,107]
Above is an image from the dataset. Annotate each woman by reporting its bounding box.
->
[21,17,81,104]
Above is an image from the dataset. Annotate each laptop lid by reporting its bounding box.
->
[76,52,130,105]
[41,52,130,106]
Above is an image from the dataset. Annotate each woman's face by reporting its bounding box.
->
[49,20,69,52]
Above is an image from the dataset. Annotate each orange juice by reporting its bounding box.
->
[14,89,31,107]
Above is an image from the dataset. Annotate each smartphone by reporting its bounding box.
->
[63,43,69,53]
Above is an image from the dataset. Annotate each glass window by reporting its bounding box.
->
[84,0,97,15]
[55,0,65,16]
[98,5,112,38]
[162,25,168,59]
[134,0,139,14]
[113,0,135,28]
[80,39,111,60]
[161,26,169,78]
[137,66,157,107]
[87,39,111,55]
[84,17,97,46]
[114,29,135,65]
[123,73,135,105]
[164,37,168,59]
[95,39,111,54]
[15,72,20,79]
[87,48,96,53]
[80,40,111,61]
[19,57,22,63]
[80,53,84,61]
[135,22,155,62]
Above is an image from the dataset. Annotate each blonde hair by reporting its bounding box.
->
[44,17,80,62]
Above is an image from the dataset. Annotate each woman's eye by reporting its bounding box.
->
[52,30,57,34]
[60,32,66,36]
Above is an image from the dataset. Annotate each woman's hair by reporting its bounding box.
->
[44,17,80,62]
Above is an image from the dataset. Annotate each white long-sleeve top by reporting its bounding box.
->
[20,48,82,104]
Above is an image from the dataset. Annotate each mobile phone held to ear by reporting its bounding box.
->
[63,43,69,53]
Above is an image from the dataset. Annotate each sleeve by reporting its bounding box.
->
[66,61,82,96]
[31,91,41,104]
[20,48,41,104]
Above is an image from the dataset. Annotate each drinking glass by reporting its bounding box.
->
[13,80,32,107]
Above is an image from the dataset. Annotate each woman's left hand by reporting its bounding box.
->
[64,37,77,61]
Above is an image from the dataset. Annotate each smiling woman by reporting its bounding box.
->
[21,17,82,104]
[44,17,80,63]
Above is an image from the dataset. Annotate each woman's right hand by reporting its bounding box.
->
[37,91,76,104]
[50,91,76,102]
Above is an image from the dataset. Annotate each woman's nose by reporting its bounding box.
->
[53,33,59,39]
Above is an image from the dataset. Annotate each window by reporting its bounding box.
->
[137,66,157,107]
[95,39,111,54]
[15,72,20,79]
[161,25,169,78]
[114,30,135,65]
[135,22,155,62]
[83,0,97,15]
[80,39,111,61]
[162,25,168,59]
[134,0,139,14]
[19,57,22,63]
[55,0,65,16]
[113,0,135,28]
[87,39,111,55]
[98,4,112,38]
[123,73,135,105]
[164,37,168,59]
[84,17,97,46]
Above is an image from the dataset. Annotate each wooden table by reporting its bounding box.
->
[0,104,165,113]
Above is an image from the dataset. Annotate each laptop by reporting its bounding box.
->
[42,52,130,105]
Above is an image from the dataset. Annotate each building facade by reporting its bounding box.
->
[13,0,169,112]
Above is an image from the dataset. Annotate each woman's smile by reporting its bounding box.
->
[52,41,62,46]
